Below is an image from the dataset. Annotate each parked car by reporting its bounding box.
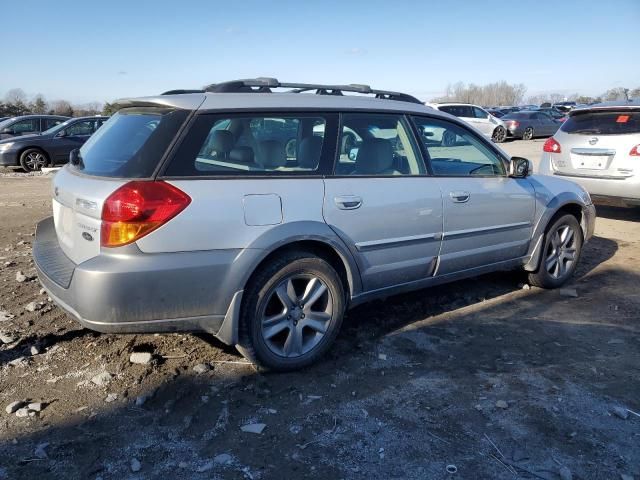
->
[519,104,540,111]
[553,101,577,113]
[502,111,561,140]
[0,117,10,123]
[427,103,507,143]
[33,78,595,371]
[497,106,520,114]
[539,108,568,122]
[486,109,505,118]
[0,115,69,140]
[0,116,108,171]
[539,100,640,207]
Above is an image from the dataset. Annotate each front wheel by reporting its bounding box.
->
[528,214,583,288]
[19,148,49,172]
[237,251,345,371]
[492,126,506,143]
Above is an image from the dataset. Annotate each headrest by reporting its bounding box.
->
[229,146,254,164]
[298,136,323,169]
[212,130,234,153]
[355,138,394,174]
[257,140,286,168]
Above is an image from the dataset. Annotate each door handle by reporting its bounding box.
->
[449,191,470,203]
[334,195,362,210]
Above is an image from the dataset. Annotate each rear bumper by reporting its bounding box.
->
[33,217,248,344]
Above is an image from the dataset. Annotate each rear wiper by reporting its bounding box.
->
[572,129,601,134]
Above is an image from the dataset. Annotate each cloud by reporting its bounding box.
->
[117,71,127,76]
[345,47,367,56]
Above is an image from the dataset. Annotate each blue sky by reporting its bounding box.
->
[1,0,638,103]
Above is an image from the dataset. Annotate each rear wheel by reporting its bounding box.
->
[528,214,582,288]
[522,127,534,140]
[237,251,345,371]
[492,126,506,143]
[19,148,49,172]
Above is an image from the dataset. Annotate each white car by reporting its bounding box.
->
[426,103,507,144]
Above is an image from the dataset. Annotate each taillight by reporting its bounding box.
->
[101,181,191,247]
[630,145,640,156]
[543,137,562,153]
[506,120,520,128]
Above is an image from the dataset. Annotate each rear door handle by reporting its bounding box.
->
[334,195,362,210]
[449,191,470,203]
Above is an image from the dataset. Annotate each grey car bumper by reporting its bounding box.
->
[33,217,246,343]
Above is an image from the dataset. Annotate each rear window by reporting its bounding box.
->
[74,107,188,178]
[561,111,640,135]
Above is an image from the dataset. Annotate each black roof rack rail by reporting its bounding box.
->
[201,78,422,104]
[161,89,205,95]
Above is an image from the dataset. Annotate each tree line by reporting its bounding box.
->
[0,88,103,119]
[431,82,640,107]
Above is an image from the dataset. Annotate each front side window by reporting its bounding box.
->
[65,120,95,136]
[473,107,488,119]
[165,114,327,176]
[45,118,64,129]
[412,116,506,177]
[335,113,424,176]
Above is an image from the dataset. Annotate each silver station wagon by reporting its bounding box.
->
[33,78,596,370]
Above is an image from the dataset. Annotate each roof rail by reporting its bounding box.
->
[201,78,423,104]
[161,89,205,95]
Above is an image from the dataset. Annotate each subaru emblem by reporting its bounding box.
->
[589,137,598,145]
[82,232,94,242]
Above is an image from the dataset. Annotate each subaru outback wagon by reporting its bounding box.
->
[33,78,595,371]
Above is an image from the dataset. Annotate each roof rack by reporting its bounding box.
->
[195,78,422,104]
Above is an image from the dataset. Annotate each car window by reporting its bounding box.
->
[9,119,38,133]
[473,107,488,119]
[165,114,328,176]
[561,111,640,135]
[65,120,95,136]
[440,105,473,118]
[45,118,64,129]
[412,116,506,177]
[335,113,424,176]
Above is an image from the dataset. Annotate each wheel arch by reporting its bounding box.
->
[18,146,50,167]
[524,195,589,272]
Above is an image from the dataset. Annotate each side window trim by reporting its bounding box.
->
[409,115,509,178]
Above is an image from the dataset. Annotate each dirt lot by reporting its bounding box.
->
[1,140,639,480]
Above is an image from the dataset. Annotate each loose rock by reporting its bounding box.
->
[105,393,118,403]
[30,345,41,355]
[193,363,211,374]
[24,302,41,312]
[0,311,15,322]
[240,423,266,434]
[130,458,141,472]
[214,453,233,465]
[28,402,44,412]
[559,288,578,298]
[5,401,25,414]
[129,352,153,365]
[15,271,27,283]
[612,406,629,420]
[0,332,16,344]
[91,371,113,387]
[495,400,509,409]
[15,407,30,418]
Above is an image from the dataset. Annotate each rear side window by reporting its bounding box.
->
[561,111,640,135]
[439,105,473,118]
[165,114,330,176]
[75,108,188,178]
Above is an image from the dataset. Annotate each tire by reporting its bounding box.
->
[237,251,346,371]
[527,214,583,289]
[491,126,506,143]
[522,127,534,141]
[19,148,49,172]
[442,130,457,147]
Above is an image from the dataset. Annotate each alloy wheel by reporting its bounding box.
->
[25,152,47,171]
[544,224,577,279]
[523,128,534,140]
[492,127,506,143]
[260,275,333,358]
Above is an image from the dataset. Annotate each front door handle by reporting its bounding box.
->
[449,191,470,203]
[334,195,363,210]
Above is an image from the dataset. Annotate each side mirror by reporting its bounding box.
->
[69,148,81,166]
[509,156,532,178]
[56,130,67,138]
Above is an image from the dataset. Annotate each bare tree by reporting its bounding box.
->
[431,81,526,107]
[29,94,48,114]
[50,100,74,117]
[4,88,27,105]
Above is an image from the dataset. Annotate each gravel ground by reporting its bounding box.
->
[1,140,639,480]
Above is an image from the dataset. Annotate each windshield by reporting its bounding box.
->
[73,107,189,177]
[41,119,73,136]
[0,118,14,130]
[561,111,640,135]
